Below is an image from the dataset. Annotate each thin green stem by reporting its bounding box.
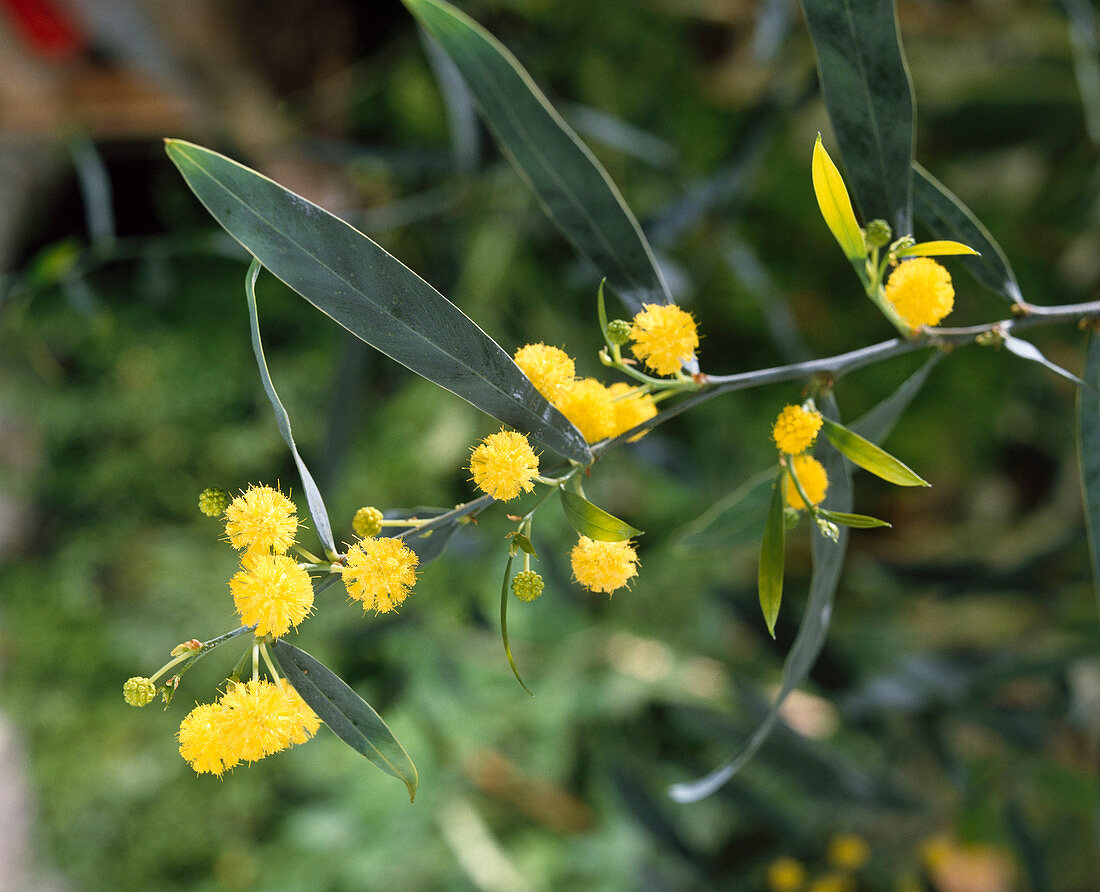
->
[259,642,281,681]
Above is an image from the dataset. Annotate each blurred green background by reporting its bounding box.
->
[2,0,1100,889]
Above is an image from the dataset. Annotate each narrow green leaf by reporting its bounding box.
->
[499,554,533,696]
[811,135,865,262]
[1079,335,1100,623]
[821,416,929,487]
[816,509,890,529]
[670,393,853,802]
[402,0,672,316]
[246,260,335,554]
[271,640,418,801]
[758,472,786,638]
[165,139,591,464]
[674,468,774,551]
[559,490,643,541]
[800,0,915,236]
[1002,333,1100,396]
[912,162,1023,304]
[895,240,979,258]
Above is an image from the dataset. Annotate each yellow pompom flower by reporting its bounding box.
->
[469,429,540,501]
[224,485,298,554]
[827,834,870,871]
[785,454,829,510]
[218,679,319,764]
[557,378,616,443]
[570,536,639,595]
[607,382,658,440]
[178,702,234,776]
[884,257,954,330]
[772,404,823,454]
[514,343,576,403]
[766,856,808,892]
[230,552,314,637]
[342,536,420,614]
[629,303,699,376]
[807,873,856,892]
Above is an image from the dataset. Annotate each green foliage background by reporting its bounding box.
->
[2,0,1099,888]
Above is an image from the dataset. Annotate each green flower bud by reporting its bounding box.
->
[123,676,157,707]
[864,219,893,249]
[198,488,229,518]
[606,319,632,347]
[353,506,385,539]
[511,569,544,602]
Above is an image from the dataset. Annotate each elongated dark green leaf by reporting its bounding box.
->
[850,352,941,443]
[245,260,335,554]
[271,640,418,801]
[402,0,672,315]
[1002,333,1100,396]
[758,472,786,638]
[670,393,853,802]
[499,553,533,695]
[674,468,775,551]
[559,490,642,541]
[165,140,591,464]
[912,162,1023,304]
[1077,334,1100,622]
[799,0,915,236]
[817,508,890,529]
[821,416,929,486]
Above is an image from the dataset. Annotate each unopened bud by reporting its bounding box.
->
[353,506,385,539]
[864,219,893,249]
[511,569,544,602]
[198,488,229,517]
[171,639,202,657]
[606,319,632,347]
[123,676,157,707]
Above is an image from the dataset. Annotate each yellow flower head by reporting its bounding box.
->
[807,873,856,892]
[629,303,699,377]
[224,485,298,554]
[469,429,540,501]
[607,382,658,441]
[827,834,870,871]
[772,404,823,454]
[218,679,318,764]
[514,343,576,403]
[570,536,638,595]
[230,552,314,637]
[178,702,234,776]
[884,257,954,330]
[342,536,419,614]
[557,378,615,443]
[277,679,322,744]
[766,856,808,892]
[785,454,829,510]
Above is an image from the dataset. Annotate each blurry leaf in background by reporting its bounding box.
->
[799,0,915,236]
[1078,333,1100,620]
[912,163,1025,305]
[402,0,675,318]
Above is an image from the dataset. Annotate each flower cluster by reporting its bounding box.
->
[765,833,870,892]
[223,485,313,637]
[513,343,658,445]
[772,406,828,510]
[178,679,320,776]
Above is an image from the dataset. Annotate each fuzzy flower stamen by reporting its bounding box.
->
[884,257,954,331]
[469,429,540,501]
[772,405,823,454]
[785,454,829,510]
[224,485,298,555]
[342,536,420,614]
[229,552,314,637]
[570,536,639,595]
[629,303,699,377]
